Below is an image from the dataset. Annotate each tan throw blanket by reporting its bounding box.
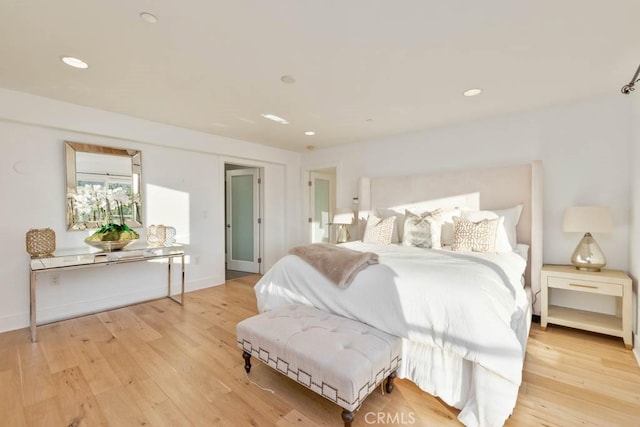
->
[289,243,379,288]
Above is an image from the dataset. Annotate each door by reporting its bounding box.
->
[309,171,335,243]
[226,168,260,273]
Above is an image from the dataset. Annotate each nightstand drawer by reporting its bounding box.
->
[547,276,622,297]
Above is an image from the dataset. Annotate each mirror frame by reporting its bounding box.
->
[65,141,143,230]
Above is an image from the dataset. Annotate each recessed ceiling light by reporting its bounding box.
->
[61,56,88,69]
[261,113,289,124]
[463,88,483,97]
[280,75,296,84]
[304,131,315,136]
[140,12,158,23]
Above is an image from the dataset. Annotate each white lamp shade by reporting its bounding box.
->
[562,206,613,233]
[332,208,354,225]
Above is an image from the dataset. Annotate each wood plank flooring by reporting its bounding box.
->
[1,275,639,426]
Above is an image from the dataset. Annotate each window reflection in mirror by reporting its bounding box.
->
[65,142,142,230]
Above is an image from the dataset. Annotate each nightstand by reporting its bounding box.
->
[540,265,633,349]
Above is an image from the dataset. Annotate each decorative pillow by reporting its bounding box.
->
[363,215,396,245]
[462,211,511,253]
[451,216,499,252]
[375,208,402,243]
[402,209,442,249]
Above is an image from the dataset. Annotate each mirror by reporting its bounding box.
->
[65,141,142,230]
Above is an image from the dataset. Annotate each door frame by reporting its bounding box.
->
[226,167,260,272]
[223,161,265,274]
[302,163,341,244]
[309,171,335,243]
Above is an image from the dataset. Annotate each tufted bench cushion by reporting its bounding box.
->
[236,304,402,426]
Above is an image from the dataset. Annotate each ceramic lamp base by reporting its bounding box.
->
[336,224,351,244]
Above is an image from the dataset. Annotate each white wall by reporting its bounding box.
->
[630,95,640,359]
[303,95,633,315]
[0,88,302,333]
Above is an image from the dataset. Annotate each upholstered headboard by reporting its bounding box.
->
[357,161,543,314]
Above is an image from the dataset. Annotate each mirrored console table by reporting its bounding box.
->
[29,243,185,342]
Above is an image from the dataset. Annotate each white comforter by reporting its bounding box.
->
[254,242,530,427]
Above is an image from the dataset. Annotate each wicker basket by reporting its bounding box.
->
[26,228,56,258]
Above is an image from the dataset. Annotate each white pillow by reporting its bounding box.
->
[514,243,529,261]
[462,204,523,250]
[462,211,511,253]
[440,208,461,247]
[492,204,523,249]
[363,215,396,245]
[402,209,442,249]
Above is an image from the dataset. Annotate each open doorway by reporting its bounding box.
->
[225,163,263,280]
[308,167,336,243]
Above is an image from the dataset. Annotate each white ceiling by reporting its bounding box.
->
[1,1,639,152]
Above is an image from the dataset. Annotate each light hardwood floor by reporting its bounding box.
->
[2,275,639,426]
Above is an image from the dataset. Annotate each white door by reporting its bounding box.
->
[226,168,260,273]
[309,171,335,243]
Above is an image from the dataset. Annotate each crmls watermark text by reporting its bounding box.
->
[364,411,416,425]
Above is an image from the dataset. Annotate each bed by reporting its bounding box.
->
[254,162,543,427]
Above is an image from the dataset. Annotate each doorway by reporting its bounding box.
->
[225,164,262,279]
[308,167,336,243]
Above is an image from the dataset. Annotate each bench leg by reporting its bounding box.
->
[243,351,252,373]
[341,409,354,427]
[385,370,397,393]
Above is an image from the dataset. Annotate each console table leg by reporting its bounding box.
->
[167,255,185,305]
[30,270,37,342]
[180,254,185,305]
[167,257,172,300]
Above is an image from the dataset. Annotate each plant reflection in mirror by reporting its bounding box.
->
[67,185,134,226]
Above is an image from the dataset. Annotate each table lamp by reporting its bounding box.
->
[562,206,613,272]
[333,208,354,243]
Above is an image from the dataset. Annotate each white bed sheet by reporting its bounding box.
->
[254,242,530,427]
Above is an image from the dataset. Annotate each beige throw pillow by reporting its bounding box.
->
[363,215,396,245]
[402,209,442,249]
[452,216,499,252]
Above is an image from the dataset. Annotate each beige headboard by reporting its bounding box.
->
[357,161,543,314]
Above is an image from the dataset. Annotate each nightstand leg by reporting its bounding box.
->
[625,343,632,350]
[540,325,547,331]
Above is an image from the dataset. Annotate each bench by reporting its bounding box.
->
[236,304,402,426]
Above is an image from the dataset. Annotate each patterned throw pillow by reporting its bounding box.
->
[363,215,396,245]
[451,216,499,252]
[402,209,442,248]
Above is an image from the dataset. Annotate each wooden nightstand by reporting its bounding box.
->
[540,265,633,349]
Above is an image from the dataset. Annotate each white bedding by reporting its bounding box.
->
[254,242,530,427]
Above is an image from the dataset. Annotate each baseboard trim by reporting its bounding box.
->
[0,312,30,335]
[634,334,640,367]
